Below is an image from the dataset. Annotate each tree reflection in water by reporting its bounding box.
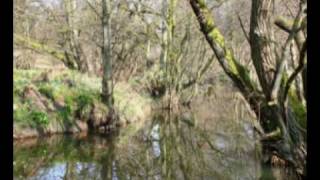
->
[14,112,297,180]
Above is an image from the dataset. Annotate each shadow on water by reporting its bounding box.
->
[14,111,298,180]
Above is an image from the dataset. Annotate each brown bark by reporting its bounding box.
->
[249,0,277,99]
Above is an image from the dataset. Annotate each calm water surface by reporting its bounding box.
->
[14,112,297,180]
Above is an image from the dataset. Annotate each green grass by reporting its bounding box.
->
[14,69,152,134]
[14,69,99,127]
[14,105,49,128]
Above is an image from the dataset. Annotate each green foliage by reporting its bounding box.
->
[14,99,50,128]
[38,85,55,100]
[30,111,49,127]
[58,105,72,123]
[57,94,74,123]
[77,93,94,109]
[75,92,95,119]
[289,92,306,129]
[14,106,30,124]
[14,70,40,96]
[14,69,152,135]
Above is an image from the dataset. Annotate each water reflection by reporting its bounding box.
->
[14,112,296,180]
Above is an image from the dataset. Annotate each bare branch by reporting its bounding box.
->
[85,0,102,20]
[269,1,306,102]
[283,39,307,102]
[274,16,306,50]
[237,14,250,44]
[275,16,292,33]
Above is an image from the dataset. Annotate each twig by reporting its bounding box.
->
[237,14,250,44]
[85,0,102,20]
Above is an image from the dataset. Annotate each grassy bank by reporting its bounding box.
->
[13,69,153,139]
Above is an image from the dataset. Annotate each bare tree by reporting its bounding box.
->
[63,0,90,73]
[189,0,306,177]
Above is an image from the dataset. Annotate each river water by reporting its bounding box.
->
[14,111,298,180]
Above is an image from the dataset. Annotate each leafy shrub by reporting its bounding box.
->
[30,111,49,127]
[77,93,94,109]
[75,93,94,119]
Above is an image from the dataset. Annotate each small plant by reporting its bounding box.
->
[30,111,49,127]
[77,93,93,109]
[58,103,73,122]
[38,85,55,100]
[75,93,94,119]
[14,107,29,123]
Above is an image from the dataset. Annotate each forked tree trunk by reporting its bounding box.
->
[188,0,306,177]
[64,0,90,73]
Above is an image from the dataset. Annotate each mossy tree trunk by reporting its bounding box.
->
[101,0,114,107]
[160,0,168,70]
[189,0,306,177]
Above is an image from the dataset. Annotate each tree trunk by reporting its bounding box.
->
[188,0,306,177]
[64,0,90,73]
[160,0,168,70]
[249,0,277,100]
[101,0,113,107]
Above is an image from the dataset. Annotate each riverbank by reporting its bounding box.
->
[13,69,153,139]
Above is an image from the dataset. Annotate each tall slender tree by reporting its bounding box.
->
[101,0,113,107]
